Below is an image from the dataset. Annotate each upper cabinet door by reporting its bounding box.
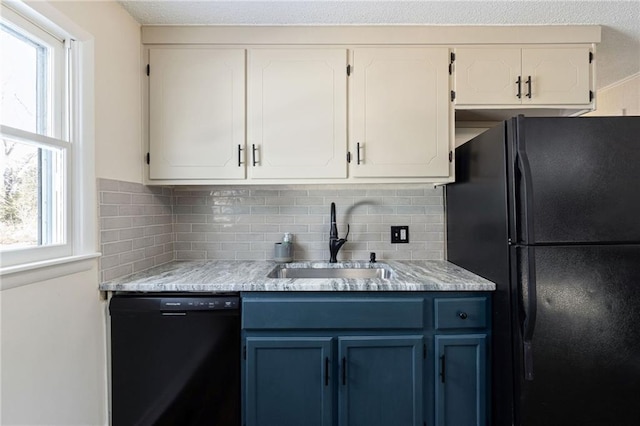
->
[454,46,592,107]
[350,48,451,178]
[454,47,521,105]
[521,47,591,105]
[248,48,348,179]
[148,48,245,180]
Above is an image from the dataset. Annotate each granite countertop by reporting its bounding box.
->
[99,260,495,292]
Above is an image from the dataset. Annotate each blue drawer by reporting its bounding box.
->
[243,297,424,330]
[434,297,488,330]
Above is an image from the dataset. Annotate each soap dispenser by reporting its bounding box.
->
[274,233,293,263]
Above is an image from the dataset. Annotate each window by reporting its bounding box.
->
[0,2,90,271]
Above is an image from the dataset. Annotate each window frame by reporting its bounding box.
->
[0,0,98,288]
[1,4,71,265]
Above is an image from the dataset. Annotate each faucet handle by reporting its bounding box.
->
[344,224,350,241]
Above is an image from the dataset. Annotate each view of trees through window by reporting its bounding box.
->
[1,23,42,248]
[1,19,65,251]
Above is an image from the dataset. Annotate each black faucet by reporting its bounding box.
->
[329,202,349,263]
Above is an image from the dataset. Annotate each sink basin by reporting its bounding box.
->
[268,264,393,279]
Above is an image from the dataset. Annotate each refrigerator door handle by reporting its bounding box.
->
[522,246,538,381]
[515,115,536,244]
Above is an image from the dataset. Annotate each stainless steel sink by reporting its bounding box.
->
[268,264,393,279]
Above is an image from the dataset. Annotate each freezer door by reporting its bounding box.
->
[508,116,640,244]
[511,244,640,426]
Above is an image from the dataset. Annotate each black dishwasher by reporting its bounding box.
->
[109,294,240,426]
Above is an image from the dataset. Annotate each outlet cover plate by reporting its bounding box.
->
[391,226,409,244]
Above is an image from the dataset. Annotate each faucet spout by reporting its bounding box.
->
[330,202,338,240]
[329,202,349,263]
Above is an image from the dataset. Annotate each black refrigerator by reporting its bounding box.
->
[446,116,640,426]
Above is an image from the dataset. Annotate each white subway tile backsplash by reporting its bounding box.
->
[133,258,155,273]
[206,233,236,242]
[101,217,132,230]
[103,241,133,256]
[120,249,146,264]
[99,205,119,217]
[251,224,280,233]
[131,194,154,205]
[100,230,120,243]
[144,245,164,258]
[132,236,155,250]
[173,184,444,263]
[174,242,192,251]
[118,205,145,216]
[98,179,175,283]
[98,179,445,283]
[176,232,206,242]
[102,192,132,205]
[103,264,133,282]
[251,206,280,214]
[176,251,206,260]
[155,252,173,265]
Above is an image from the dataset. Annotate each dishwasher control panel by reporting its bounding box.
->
[161,297,239,311]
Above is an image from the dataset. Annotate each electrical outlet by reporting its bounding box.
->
[390,226,409,243]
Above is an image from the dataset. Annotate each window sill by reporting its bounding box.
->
[0,253,101,291]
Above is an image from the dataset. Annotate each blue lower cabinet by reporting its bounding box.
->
[242,292,491,426]
[434,334,488,426]
[244,337,333,426]
[338,336,424,426]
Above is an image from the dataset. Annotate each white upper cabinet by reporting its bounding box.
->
[453,48,521,105]
[350,48,451,178]
[148,48,245,180]
[521,47,592,105]
[248,48,348,179]
[454,46,592,106]
[142,26,599,184]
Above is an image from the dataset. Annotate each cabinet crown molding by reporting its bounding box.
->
[142,25,601,45]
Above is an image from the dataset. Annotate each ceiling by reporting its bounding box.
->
[118,1,640,90]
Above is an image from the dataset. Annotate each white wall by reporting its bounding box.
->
[0,1,142,425]
[52,0,143,184]
[0,267,107,425]
[586,73,640,116]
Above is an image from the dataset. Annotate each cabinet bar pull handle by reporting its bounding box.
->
[238,145,244,167]
[252,144,258,166]
[526,76,532,98]
[324,357,329,386]
[356,143,361,165]
[342,357,347,385]
[440,355,446,383]
[516,76,522,99]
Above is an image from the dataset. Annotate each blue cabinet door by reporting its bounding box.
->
[434,334,488,426]
[245,337,333,426]
[338,336,424,426]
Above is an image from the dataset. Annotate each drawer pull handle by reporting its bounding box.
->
[458,311,468,320]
